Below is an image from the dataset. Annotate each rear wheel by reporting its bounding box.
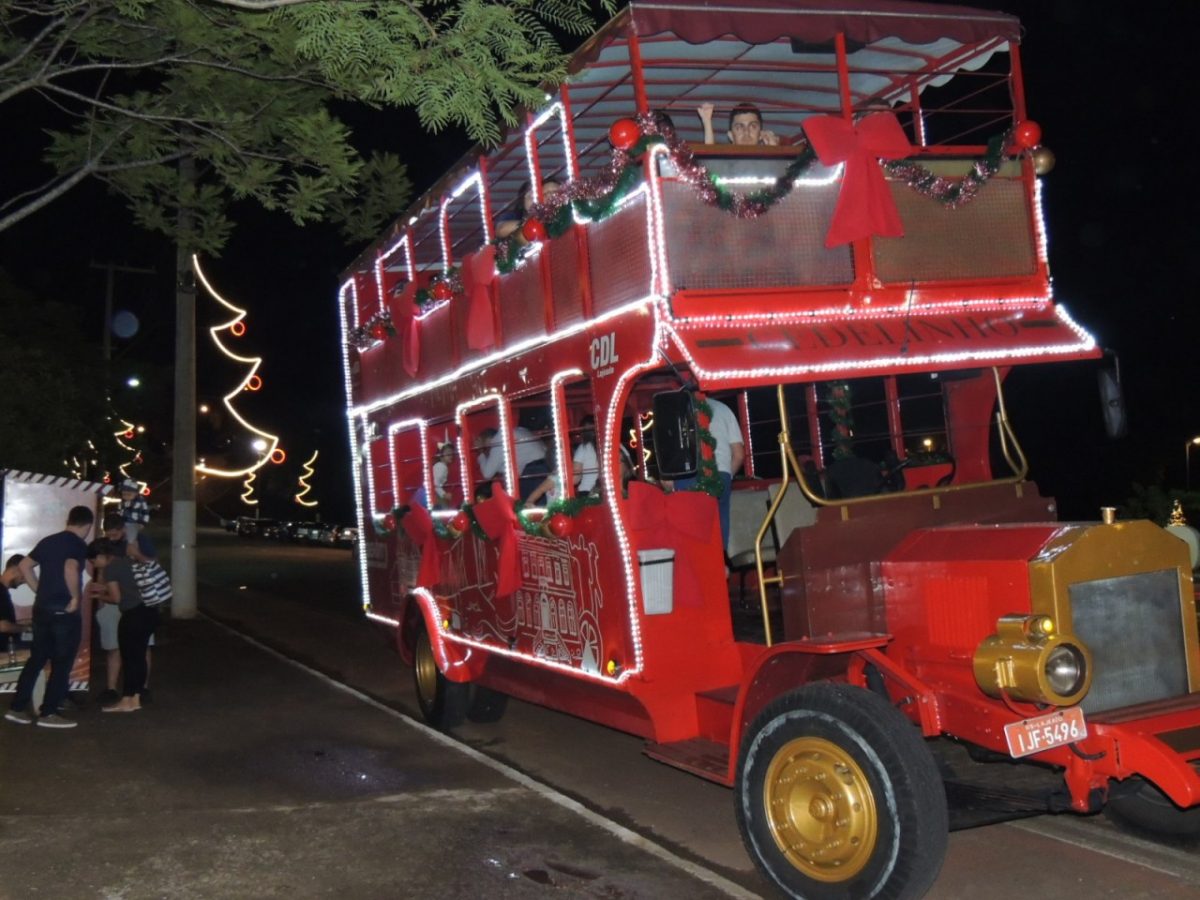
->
[735,683,947,900]
[1107,777,1200,837]
[412,623,468,729]
[467,685,509,723]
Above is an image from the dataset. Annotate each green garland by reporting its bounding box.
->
[687,397,725,499]
[491,119,1012,276]
[827,383,855,461]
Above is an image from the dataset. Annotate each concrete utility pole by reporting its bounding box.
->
[171,155,198,619]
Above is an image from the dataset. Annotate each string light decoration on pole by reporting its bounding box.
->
[112,418,147,492]
[295,450,319,508]
[241,470,259,506]
[193,255,281,478]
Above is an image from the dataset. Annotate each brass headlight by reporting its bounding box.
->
[974,614,1092,706]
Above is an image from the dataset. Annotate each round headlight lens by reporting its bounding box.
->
[1045,643,1086,697]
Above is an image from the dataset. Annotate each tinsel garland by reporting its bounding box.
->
[373,507,401,536]
[348,309,397,349]
[413,268,463,312]
[882,130,1010,208]
[687,396,725,499]
[492,115,1013,276]
[827,383,855,460]
[427,493,603,540]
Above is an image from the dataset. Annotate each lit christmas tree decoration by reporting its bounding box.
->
[295,450,319,508]
[241,470,258,506]
[193,255,280,478]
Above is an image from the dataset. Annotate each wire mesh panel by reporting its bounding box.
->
[874,178,1036,282]
[659,179,853,291]
[586,197,653,314]
[550,234,586,330]
[497,257,547,349]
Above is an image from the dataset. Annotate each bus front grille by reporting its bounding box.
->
[1070,568,1190,714]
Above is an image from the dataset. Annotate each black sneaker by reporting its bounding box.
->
[99,689,119,705]
[4,709,34,725]
[36,713,77,729]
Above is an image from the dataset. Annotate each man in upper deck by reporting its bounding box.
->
[696,102,780,147]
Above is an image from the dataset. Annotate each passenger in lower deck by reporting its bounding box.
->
[670,397,744,552]
[475,426,549,503]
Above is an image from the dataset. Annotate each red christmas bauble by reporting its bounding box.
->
[521,218,547,242]
[547,513,572,538]
[1014,120,1042,150]
[369,322,388,340]
[382,513,396,532]
[608,118,641,151]
[431,281,454,301]
[450,511,470,534]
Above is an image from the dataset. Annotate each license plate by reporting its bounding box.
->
[1004,707,1088,758]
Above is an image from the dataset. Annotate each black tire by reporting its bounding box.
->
[412,623,468,730]
[735,683,948,900]
[1106,777,1200,837]
[467,685,509,724]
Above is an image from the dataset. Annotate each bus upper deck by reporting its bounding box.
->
[340,0,1097,417]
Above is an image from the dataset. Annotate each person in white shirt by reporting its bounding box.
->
[431,442,456,509]
[526,415,601,507]
[572,416,599,494]
[673,396,745,552]
[475,426,549,502]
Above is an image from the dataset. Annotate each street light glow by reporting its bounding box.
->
[126,376,141,388]
[198,403,210,414]
[1186,436,1200,490]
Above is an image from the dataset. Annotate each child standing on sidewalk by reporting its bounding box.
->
[118,479,149,546]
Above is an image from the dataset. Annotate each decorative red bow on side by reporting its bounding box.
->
[625,481,716,544]
[803,112,912,248]
[461,245,497,350]
[471,484,521,597]
[399,500,441,585]
[396,281,420,376]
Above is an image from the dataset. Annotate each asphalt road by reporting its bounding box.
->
[195,528,1200,899]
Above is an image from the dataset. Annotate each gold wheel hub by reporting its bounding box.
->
[763,736,878,882]
[414,632,438,705]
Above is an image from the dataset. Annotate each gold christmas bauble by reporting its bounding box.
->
[1031,145,1056,175]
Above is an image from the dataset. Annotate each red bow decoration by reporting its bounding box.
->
[396,281,420,376]
[462,245,497,350]
[399,500,441,585]
[471,484,522,597]
[803,111,912,248]
[625,481,716,544]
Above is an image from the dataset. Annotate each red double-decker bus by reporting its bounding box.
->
[338,2,1200,896]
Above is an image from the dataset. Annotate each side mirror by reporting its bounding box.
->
[651,390,699,478]
[1097,355,1127,440]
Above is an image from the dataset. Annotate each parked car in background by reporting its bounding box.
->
[235,516,279,539]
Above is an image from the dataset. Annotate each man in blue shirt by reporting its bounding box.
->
[5,505,94,728]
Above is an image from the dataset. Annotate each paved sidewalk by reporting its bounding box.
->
[0,611,748,899]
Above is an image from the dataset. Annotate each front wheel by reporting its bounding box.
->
[735,683,948,900]
[1106,777,1200,837]
[412,623,468,729]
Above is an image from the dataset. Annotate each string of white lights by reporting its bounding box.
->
[193,255,281,478]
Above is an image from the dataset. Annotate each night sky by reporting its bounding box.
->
[1,0,1197,523]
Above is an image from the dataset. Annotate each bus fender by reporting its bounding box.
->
[396,590,479,683]
[725,635,893,782]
